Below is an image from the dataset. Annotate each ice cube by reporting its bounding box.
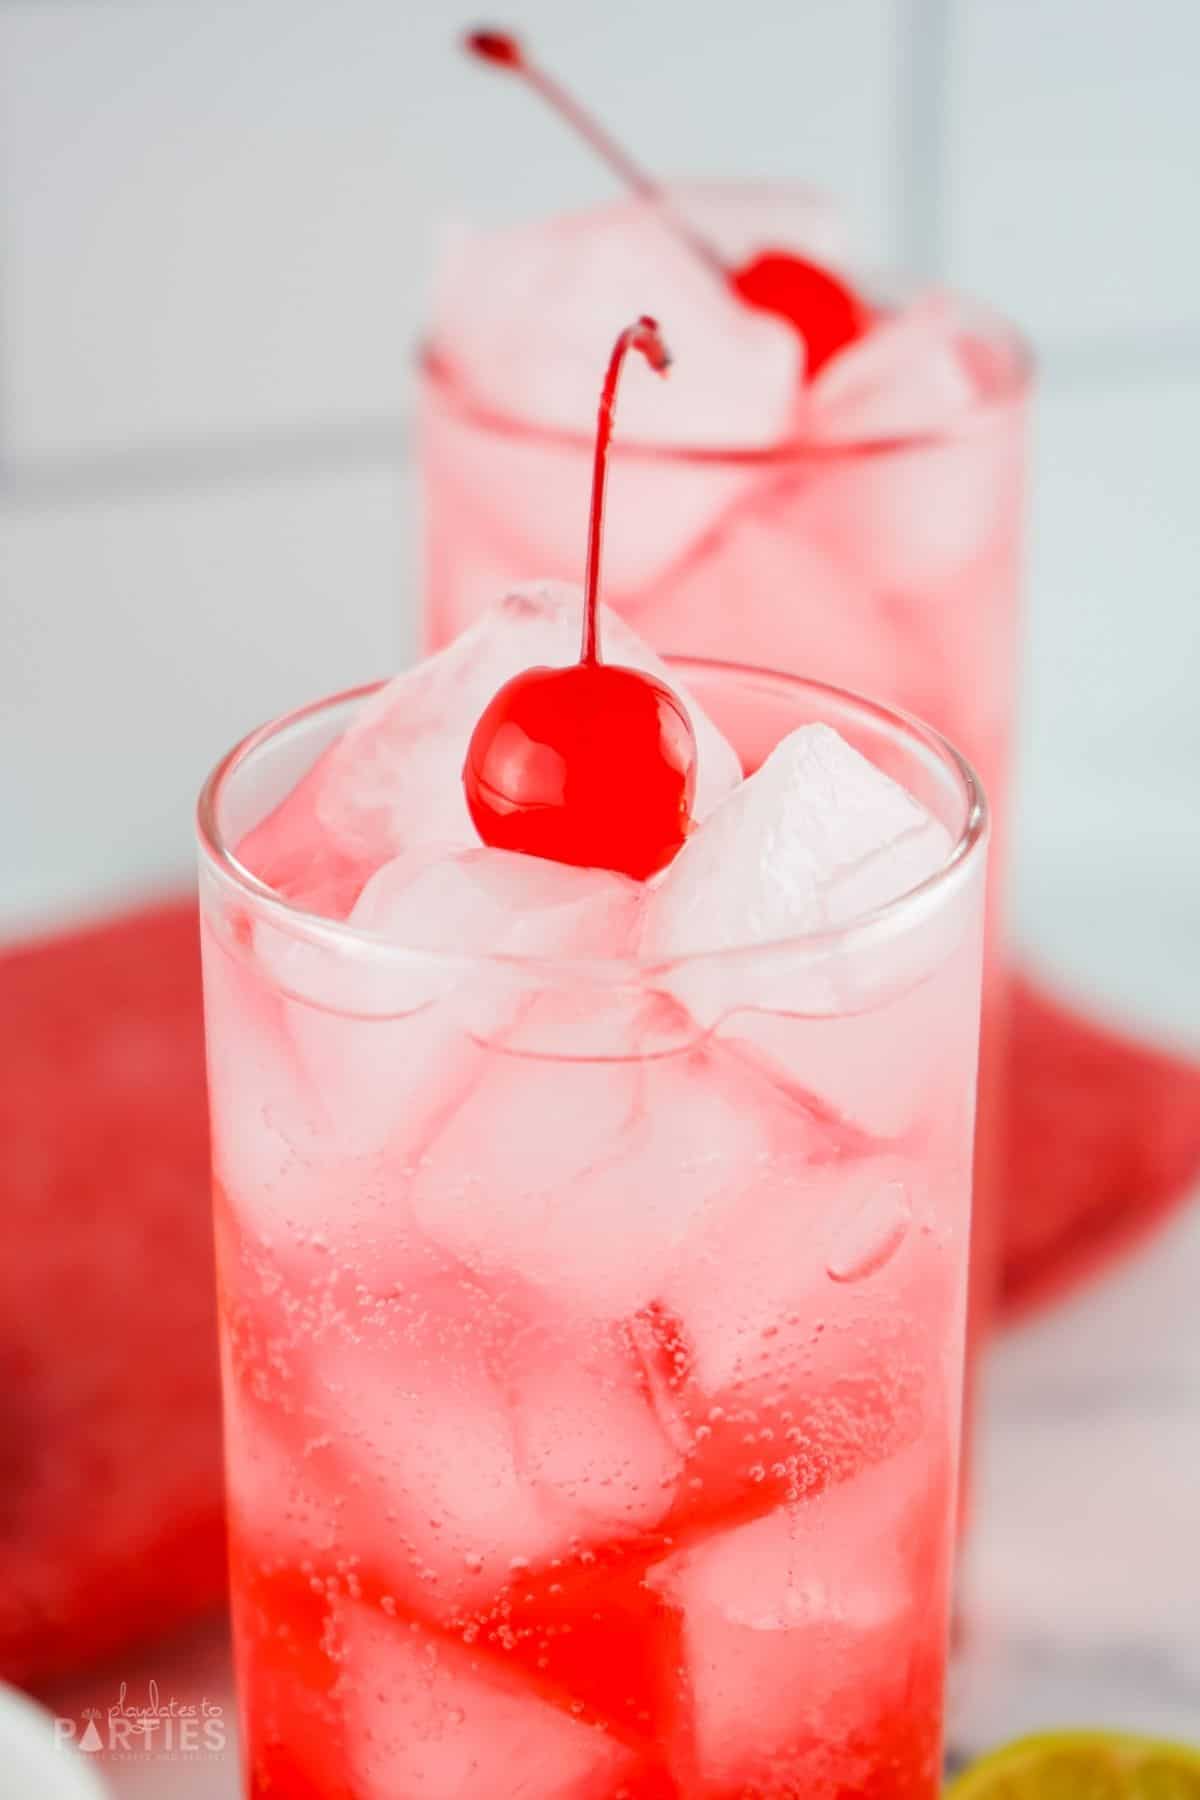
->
[800,298,1025,596]
[226,879,489,1171]
[430,199,809,599]
[649,1445,939,1790]
[434,197,804,451]
[620,423,1016,747]
[234,764,374,919]
[660,1136,940,1401]
[642,722,952,1023]
[651,1107,953,1526]
[803,423,1024,616]
[615,294,1015,655]
[201,922,337,1207]
[301,1284,566,1619]
[248,805,644,1164]
[355,843,642,962]
[256,839,639,1029]
[218,1227,580,1613]
[508,1318,683,1537]
[255,838,647,1152]
[622,479,936,711]
[314,585,740,871]
[807,295,976,445]
[425,365,775,630]
[219,1334,342,1566]
[409,1041,775,1322]
[711,928,981,1139]
[337,1604,636,1799]
[641,724,976,1133]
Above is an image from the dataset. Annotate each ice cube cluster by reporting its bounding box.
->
[215,586,958,1216]
[433,194,982,448]
[240,582,950,961]
[425,195,1020,684]
[238,583,738,912]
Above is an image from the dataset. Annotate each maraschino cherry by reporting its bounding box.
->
[463,316,697,880]
[465,27,869,376]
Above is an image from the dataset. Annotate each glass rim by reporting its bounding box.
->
[420,182,1033,466]
[196,657,988,984]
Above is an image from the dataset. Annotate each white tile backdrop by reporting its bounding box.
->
[2,465,406,925]
[943,0,1200,348]
[0,0,900,463]
[1,0,1198,1052]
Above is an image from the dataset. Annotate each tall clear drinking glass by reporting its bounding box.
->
[420,186,1029,1443]
[198,661,987,1798]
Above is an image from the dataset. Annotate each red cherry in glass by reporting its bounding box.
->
[464,27,869,377]
[731,251,869,377]
[463,317,697,880]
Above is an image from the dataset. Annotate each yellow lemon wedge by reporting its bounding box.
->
[948,1732,1200,1800]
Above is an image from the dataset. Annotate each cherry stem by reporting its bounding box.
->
[582,317,671,665]
[464,28,728,282]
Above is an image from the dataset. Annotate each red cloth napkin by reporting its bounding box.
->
[998,970,1200,1320]
[1,900,1197,1685]
[0,901,224,1687]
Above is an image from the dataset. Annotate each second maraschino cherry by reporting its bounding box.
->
[463,316,697,881]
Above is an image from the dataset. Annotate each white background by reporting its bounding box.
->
[1,2,1198,1792]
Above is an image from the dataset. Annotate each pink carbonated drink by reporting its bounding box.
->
[421,186,1028,1404]
[197,590,987,1797]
